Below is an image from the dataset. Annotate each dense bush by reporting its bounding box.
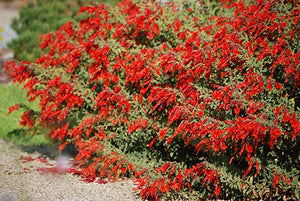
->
[7,0,299,200]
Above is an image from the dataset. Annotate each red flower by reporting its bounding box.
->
[273,172,280,187]
[8,104,19,114]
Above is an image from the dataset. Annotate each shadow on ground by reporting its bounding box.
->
[7,128,59,158]
[20,144,59,159]
[6,128,79,160]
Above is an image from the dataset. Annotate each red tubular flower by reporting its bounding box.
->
[272,172,280,187]
[8,104,19,114]
[20,111,35,129]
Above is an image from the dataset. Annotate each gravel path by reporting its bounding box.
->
[0,139,142,201]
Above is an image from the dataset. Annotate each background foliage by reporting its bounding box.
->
[6,0,300,200]
[8,0,118,62]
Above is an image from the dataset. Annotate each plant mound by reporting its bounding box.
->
[6,0,300,200]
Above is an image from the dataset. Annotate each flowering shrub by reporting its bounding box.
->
[6,0,299,200]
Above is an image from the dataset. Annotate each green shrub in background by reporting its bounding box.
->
[8,0,119,62]
[6,0,300,200]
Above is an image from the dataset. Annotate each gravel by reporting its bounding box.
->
[0,139,142,201]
